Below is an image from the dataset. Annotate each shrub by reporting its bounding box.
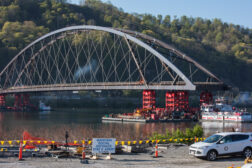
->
[185,128,193,138]
[165,129,171,138]
[172,128,185,139]
[150,132,166,140]
[192,124,203,137]
[149,124,204,141]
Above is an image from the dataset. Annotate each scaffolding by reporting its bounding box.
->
[166,91,189,112]
[142,90,156,109]
[0,94,6,107]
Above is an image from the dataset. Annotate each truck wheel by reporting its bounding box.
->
[243,147,252,158]
[207,150,217,161]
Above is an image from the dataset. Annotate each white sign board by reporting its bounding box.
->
[92,138,116,154]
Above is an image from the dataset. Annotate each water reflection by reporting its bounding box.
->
[0,108,252,140]
[202,121,252,136]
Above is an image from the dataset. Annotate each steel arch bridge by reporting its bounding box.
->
[0,25,227,94]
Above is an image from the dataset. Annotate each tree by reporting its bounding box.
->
[55,0,68,3]
[0,21,48,49]
[163,15,171,27]
[157,14,162,25]
[215,32,223,43]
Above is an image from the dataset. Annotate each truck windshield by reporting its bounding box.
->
[203,135,223,143]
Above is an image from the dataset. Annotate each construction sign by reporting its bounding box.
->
[92,138,116,154]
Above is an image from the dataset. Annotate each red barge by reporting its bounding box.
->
[102,90,201,122]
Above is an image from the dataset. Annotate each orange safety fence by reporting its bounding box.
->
[23,131,59,149]
[24,131,85,147]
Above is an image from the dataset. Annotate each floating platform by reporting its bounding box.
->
[102,117,148,123]
[102,117,196,123]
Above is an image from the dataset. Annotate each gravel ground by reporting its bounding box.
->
[0,145,246,168]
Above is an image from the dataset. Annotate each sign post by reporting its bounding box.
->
[92,138,116,160]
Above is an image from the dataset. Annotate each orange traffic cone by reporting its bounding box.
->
[82,148,85,160]
[19,142,23,161]
[154,140,158,158]
[80,142,88,164]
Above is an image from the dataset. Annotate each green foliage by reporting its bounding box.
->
[192,124,204,138]
[172,128,185,139]
[0,0,251,89]
[0,21,48,49]
[185,128,193,138]
[150,132,167,140]
[149,125,204,142]
[0,4,21,26]
[215,32,223,43]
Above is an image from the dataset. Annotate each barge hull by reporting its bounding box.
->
[201,115,252,123]
[102,117,147,123]
[102,117,196,123]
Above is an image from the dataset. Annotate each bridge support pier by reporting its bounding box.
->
[0,94,6,108]
[142,90,156,109]
[165,91,189,112]
[176,91,189,111]
[14,94,22,110]
[200,91,213,105]
[23,94,30,107]
[13,94,32,111]
[166,91,176,112]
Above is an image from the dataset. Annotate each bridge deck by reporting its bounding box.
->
[0,82,227,94]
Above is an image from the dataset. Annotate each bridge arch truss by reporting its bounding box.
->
[0,25,226,94]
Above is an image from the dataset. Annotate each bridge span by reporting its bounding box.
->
[0,25,228,94]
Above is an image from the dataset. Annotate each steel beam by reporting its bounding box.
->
[0,25,195,91]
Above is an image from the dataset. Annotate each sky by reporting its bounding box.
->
[70,0,252,28]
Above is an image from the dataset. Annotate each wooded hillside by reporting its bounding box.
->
[0,0,251,90]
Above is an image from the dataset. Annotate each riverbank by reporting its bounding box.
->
[0,145,245,168]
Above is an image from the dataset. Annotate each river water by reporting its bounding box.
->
[0,108,252,141]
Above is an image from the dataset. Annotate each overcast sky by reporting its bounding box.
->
[70,0,252,28]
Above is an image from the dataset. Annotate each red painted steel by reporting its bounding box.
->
[165,91,189,111]
[200,91,213,105]
[23,94,30,107]
[14,94,22,110]
[165,91,176,111]
[142,90,156,109]
[0,94,6,107]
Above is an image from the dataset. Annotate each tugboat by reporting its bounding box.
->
[201,97,252,122]
[39,101,51,111]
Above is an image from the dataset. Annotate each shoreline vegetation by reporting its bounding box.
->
[149,124,204,143]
